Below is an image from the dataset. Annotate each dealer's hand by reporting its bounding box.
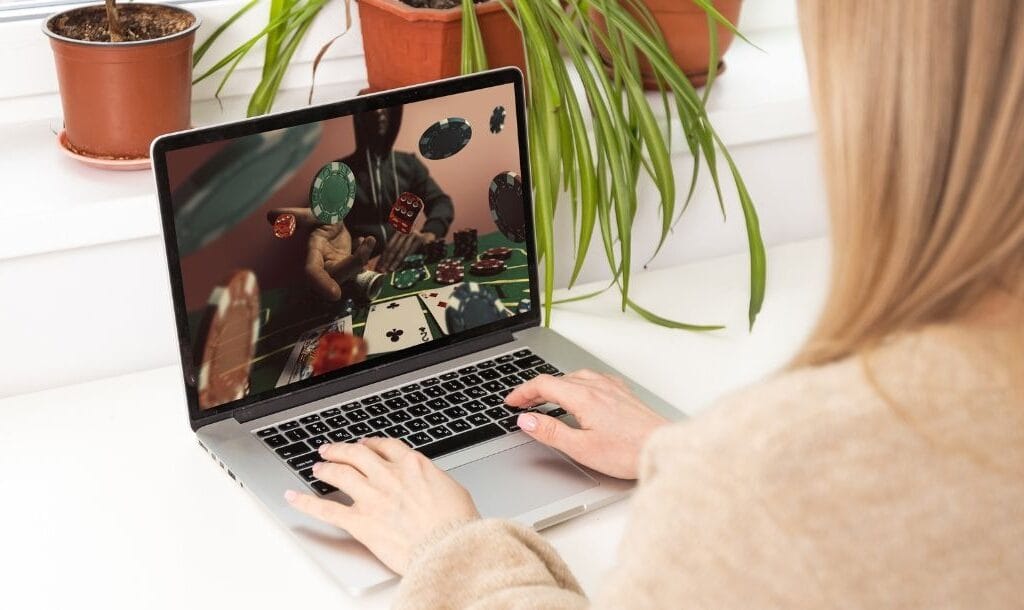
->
[504,370,669,480]
[285,438,480,575]
[376,230,435,273]
[267,208,376,301]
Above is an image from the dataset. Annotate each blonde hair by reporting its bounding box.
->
[792,0,1024,368]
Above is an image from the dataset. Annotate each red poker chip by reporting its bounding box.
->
[311,332,367,376]
[469,258,505,276]
[481,247,512,260]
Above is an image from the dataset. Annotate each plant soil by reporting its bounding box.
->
[48,4,193,43]
[399,0,486,10]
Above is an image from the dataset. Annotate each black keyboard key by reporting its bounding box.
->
[441,380,465,392]
[406,418,429,431]
[320,407,341,417]
[360,396,382,405]
[546,407,567,417]
[464,400,486,413]
[384,424,410,437]
[423,386,446,398]
[279,421,300,431]
[513,354,545,369]
[405,391,428,404]
[443,406,468,418]
[536,364,559,375]
[465,386,487,399]
[513,349,532,358]
[461,373,483,386]
[348,408,369,422]
[481,395,504,407]
[325,415,349,428]
[311,480,337,495]
[382,389,402,399]
[276,442,310,459]
[407,432,433,446]
[400,383,420,392]
[477,359,497,369]
[287,452,322,470]
[385,397,410,409]
[479,368,501,380]
[286,428,309,442]
[306,422,329,435]
[418,423,506,459]
[368,416,390,430]
[497,416,521,432]
[387,410,411,423]
[327,429,353,442]
[439,371,459,381]
[299,468,317,482]
[299,414,320,424]
[445,391,468,404]
[428,425,453,439]
[427,398,448,410]
[485,407,507,420]
[457,365,478,374]
[496,363,518,375]
[519,369,539,381]
[421,377,441,387]
[449,419,472,433]
[408,404,430,417]
[501,374,524,388]
[341,401,362,410]
[467,413,490,427]
[349,422,372,436]
[263,434,287,448]
[482,381,504,393]
[256,427,277,437]
[307,435,330,448]
[495,355,515,364]
[425,412,449,425]
[367,404,389,416]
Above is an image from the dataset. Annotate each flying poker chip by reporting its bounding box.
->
[272,213,296,239]
[196,270,261,410]
[394,268,421,290]
[517,298,532,314]
[418,117,472,160]
[309,161,356,224]
[469,258,505,276]
[489,171,527,243]
[311,332,368,376]
[446,282,504,333]
[489,106,506,134]
[481,246,513,261]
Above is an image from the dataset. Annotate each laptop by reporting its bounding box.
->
[151,67,681,595]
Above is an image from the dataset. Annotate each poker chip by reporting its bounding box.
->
[488,171,527,243]
[394,268,421,290]
[446,282,504,333]
[517,298,532,314]
[309,161,356,224]
[272,213,296,239]
[311,332,367,376]
[469,258,505,276]
[481,246,512,260]
[423,239,446,264]
[489,106,506,134]
[452,228,478,260]
[418,117,472,160]
[435,258,465,285]
[196,270,261,410]
[401,253,426,269]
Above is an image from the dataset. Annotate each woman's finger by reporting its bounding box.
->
[515,412,585,455]
[359,437,413,463]
[284,489,353,528]
[320,442,391,479]
[566,369,629,393]
[312,462,374,499]
[504,374,593,416]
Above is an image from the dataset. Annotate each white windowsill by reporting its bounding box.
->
[0,23,811,263]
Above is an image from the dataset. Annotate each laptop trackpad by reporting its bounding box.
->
[447,441,599,518]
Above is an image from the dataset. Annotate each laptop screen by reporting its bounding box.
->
[155,74,535,416]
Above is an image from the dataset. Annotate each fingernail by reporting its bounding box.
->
[284,490,298,502]
[312,462,322,472]
[318,444,329,455]
[518,414,537,432]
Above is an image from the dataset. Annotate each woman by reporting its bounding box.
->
[285,1,1024,606]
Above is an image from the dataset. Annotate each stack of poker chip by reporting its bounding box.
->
[423,239,446,264]
[394,268,423,290]
[435,258,465,285]
[452,228,478,260]
[481,247,512,260]
[469,258,505,276]
[195,269,261,410]
[445,282,504,333]
[400,253,426,270]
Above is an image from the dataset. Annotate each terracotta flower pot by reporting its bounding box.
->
[595,0,742,89]
[356,0,526,93]
[43,3,200,160]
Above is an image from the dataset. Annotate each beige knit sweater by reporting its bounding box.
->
[396,322,1024,609]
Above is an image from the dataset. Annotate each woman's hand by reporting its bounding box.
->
[285,438,480,575]
[504,370,669,480]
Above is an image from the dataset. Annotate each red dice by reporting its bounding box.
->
[388,192,423,234]
[311,332,368,376]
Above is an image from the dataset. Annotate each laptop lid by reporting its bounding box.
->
[151,68,538,431]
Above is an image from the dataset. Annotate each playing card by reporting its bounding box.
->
[416,284,460,334]
[276,315,353,387]
[363,296,432,355]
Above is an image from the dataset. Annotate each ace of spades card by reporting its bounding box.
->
[363,296,432,355]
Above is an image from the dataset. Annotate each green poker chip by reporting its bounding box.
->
[394,268,421,290]
[309,161,356,224]
[401,253,426,269]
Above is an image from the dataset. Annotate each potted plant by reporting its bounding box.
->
[43,0,200,163]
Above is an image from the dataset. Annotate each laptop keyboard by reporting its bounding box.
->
[254,349,566,496]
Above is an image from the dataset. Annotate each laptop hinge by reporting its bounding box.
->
[232,329,517,424]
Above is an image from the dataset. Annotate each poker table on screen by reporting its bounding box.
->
[200,229,532,398]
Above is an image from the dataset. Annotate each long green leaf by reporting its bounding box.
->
[193,0,261,67]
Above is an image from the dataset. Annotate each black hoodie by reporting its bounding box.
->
[337,107,454,256]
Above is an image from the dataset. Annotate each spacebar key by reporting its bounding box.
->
[418,424,506,459]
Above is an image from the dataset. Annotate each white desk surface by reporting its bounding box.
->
[0,238,827,610]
